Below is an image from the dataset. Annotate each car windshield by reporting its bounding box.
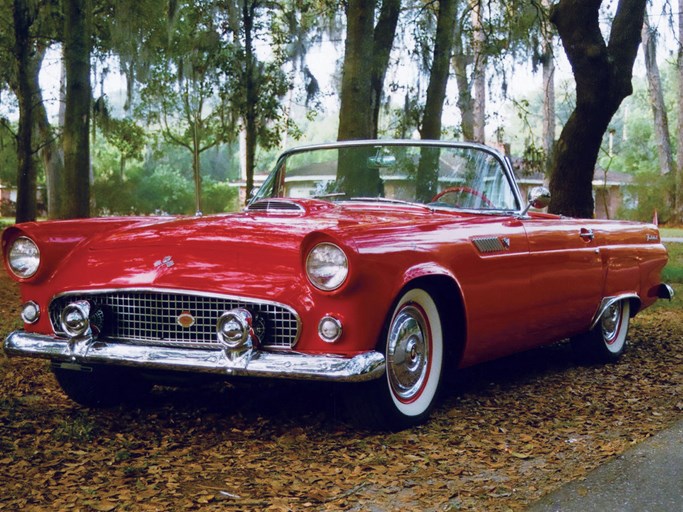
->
[253,141,520,211]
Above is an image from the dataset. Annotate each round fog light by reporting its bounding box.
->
[60,301,91,338]
[21,301,40,324]
[318,316,342,343]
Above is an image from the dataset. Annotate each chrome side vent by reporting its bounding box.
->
[247,200,304,213]
[472,237,509,254]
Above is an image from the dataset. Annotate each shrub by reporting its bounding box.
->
[203,180,240,213]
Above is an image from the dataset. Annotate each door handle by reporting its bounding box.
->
[580,228,594,242]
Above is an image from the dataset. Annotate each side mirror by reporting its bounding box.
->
[521,186,551,216]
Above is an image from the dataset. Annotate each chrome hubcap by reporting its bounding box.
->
[601,302,621,343]
[387,304,430,402]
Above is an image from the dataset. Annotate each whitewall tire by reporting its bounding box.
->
[344,287,444,430]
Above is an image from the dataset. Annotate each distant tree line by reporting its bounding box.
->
[0,0,680,222]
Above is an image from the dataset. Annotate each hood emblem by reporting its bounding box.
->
[154,256,174,269]
[177,311,195,328]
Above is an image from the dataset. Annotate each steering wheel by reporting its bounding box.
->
[430,186,494,208]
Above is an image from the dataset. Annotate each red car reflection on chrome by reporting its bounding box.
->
[2,141,673,429]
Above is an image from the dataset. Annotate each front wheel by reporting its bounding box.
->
[52,364,152,407]
[572,299,630,363]
[344,288,444,430]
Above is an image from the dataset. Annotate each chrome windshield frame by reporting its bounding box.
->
[250,139,525,214]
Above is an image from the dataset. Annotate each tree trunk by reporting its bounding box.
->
[12,0,37,223]
[420,0,457,140]
[337,0,377,141]
[243,0,257,202]
[35,89,65,220]
[642,16,675,178]
[542,52,555,174]
[549,0,646,218]
[370,0,401,138]
[471,0,486,143]
[677,6,683,220]
[416,0,458,202]
[61,0,92,219]
[28,46,65,219]
[541,13,555,175]
[452,20,474,142]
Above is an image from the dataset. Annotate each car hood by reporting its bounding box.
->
[46,199,461,299]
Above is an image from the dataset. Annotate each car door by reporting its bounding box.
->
[521,216,605,344]
[455,216,534,367]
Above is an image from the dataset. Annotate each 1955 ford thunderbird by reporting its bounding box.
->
[2,140,673,429]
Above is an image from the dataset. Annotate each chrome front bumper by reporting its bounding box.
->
[3,331,386,383]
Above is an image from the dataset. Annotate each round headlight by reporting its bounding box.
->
[8,236,40,279]
[306,243,348,291]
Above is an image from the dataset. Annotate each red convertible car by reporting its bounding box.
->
[2,140,673,429]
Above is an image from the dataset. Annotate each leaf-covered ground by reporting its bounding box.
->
[0,273,681,512]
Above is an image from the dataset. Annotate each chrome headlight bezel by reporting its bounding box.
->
[60,301,92,338]
[305,242,349,291]
[7,236,40,279]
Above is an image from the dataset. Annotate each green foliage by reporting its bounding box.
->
[617,172,675,223]
[662,243,683,284]
[203,180,239,213]
[218,5,293,152]
[0,121,17,186]
[92,136,240,215]
[600,67,679,222]
[105,117,147,165]
[93,165,239,216]
[135,165,196,214]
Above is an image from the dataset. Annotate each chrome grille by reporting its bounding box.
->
[49,290,299,349]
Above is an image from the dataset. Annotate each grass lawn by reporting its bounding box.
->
[663,241,683,284]
[659,227,683,238]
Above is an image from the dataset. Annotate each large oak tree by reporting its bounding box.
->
[549,0,646,218]
[60,0,92,218]
[337,0,400,141]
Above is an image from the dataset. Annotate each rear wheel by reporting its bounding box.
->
[344,287,444,430]
[572,299,630,363]
[52,364,152,407]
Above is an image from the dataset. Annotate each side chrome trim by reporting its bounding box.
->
[590,293,640,330]
[3,331,385,383]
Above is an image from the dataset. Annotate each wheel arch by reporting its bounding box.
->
[590,293,641,330]
[392,272,467,373]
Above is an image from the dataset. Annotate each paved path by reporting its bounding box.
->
[526,418,683,512]
[663,237,683,243]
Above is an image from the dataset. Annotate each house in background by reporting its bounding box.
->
[0,185,47,216]
[0,184,17,203]
[513,166,633,219]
